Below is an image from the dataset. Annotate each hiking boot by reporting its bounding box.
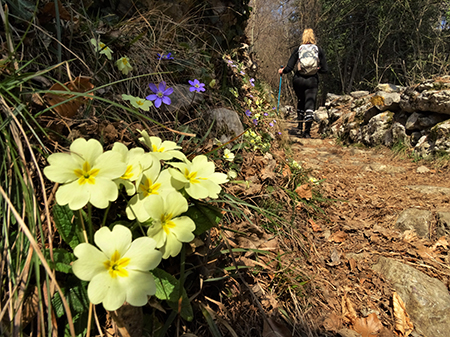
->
[303,121,312,138]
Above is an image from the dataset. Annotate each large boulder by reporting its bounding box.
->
[361,112,393,145]
[206,108,244,144]
[372,257,450,337]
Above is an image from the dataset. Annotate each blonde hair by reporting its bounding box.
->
[302,28,316,44]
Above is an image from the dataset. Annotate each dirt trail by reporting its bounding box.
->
[285,120,450,335]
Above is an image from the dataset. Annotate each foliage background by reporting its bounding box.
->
[247,0,450,106]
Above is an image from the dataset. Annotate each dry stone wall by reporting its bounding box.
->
[316,76,450,158]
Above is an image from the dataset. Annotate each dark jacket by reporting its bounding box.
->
[282,44,328,77]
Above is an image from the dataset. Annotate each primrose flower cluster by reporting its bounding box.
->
[44,132,228,311]
[243,130,270,152]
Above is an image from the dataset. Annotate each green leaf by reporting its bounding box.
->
[151,268,193,321]
[43,248,75,274]
[52,278,90,318]
[185,202,223,236]
[53,204,80,249]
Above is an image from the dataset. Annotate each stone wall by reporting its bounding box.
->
[315,77,450,158]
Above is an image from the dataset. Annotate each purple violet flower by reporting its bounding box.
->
[269,122,274,127]
[264,113,268,116]
[157,52,174,60]
[273,119,277,123]
[252,118,258,125]
[188,79,206,93]
[250,78,255,86]
[245,109,251,117]
[240,70,245,76]
[277,131,282,135]
[146,81,173,108]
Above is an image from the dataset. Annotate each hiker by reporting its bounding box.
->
[278,28,328,138]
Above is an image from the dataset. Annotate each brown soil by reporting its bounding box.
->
[282,120,450,336]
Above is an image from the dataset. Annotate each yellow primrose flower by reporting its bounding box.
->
[309,177,319,184]
[122,94,153,111]
[90,38,113,60]
[112,142,156,195]
[138,130,186,161]
[43,138,127,210]
[126,165,177,222]
[72,225,162,311]
[223,149,235,162]
[145,192,195,259]
[227,169,237,179]
[116,56,133,75]
[292,160,301,169]
[168,155,228,199]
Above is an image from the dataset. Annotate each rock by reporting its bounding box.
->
[416,166,430,173]
[206,108,244,144]
[432,120,450,155]
[361,112,393,145]
[363,106,381,124]
[400,88,450,115]
[372,257,450,337]
[350,91,369,98]
[411,132,423,146]
[162,84,203,113]
[376,83,401,93]
[370,92,401,112]
[406,185,450,195]
[436,211,450,237]
[384,122,407,147]
[414,135,432,158]
[395,208,432,238]
[314,106,329,123]
[406,112,448,131]
[363,163,405,174]
[280,105,295,119]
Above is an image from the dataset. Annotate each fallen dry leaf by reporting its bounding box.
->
[327,248,341,266]
[38,0,72,24]
[282,164,291,177]
[393,292,413,337]
[44,76,94,118]
[295,184,312,200]
[308,218,322,232]
[352,313,383,337]
[415,244,437,261]
[328,230,347,243]
[348,257,357,272]
[337,328,363,337]
[431,236,449,251]
[341,295,357,323]
[322,312,342,332]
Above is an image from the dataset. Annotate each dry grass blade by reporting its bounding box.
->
[0,186,76,337]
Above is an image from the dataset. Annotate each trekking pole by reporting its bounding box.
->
[277,66,283,116]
